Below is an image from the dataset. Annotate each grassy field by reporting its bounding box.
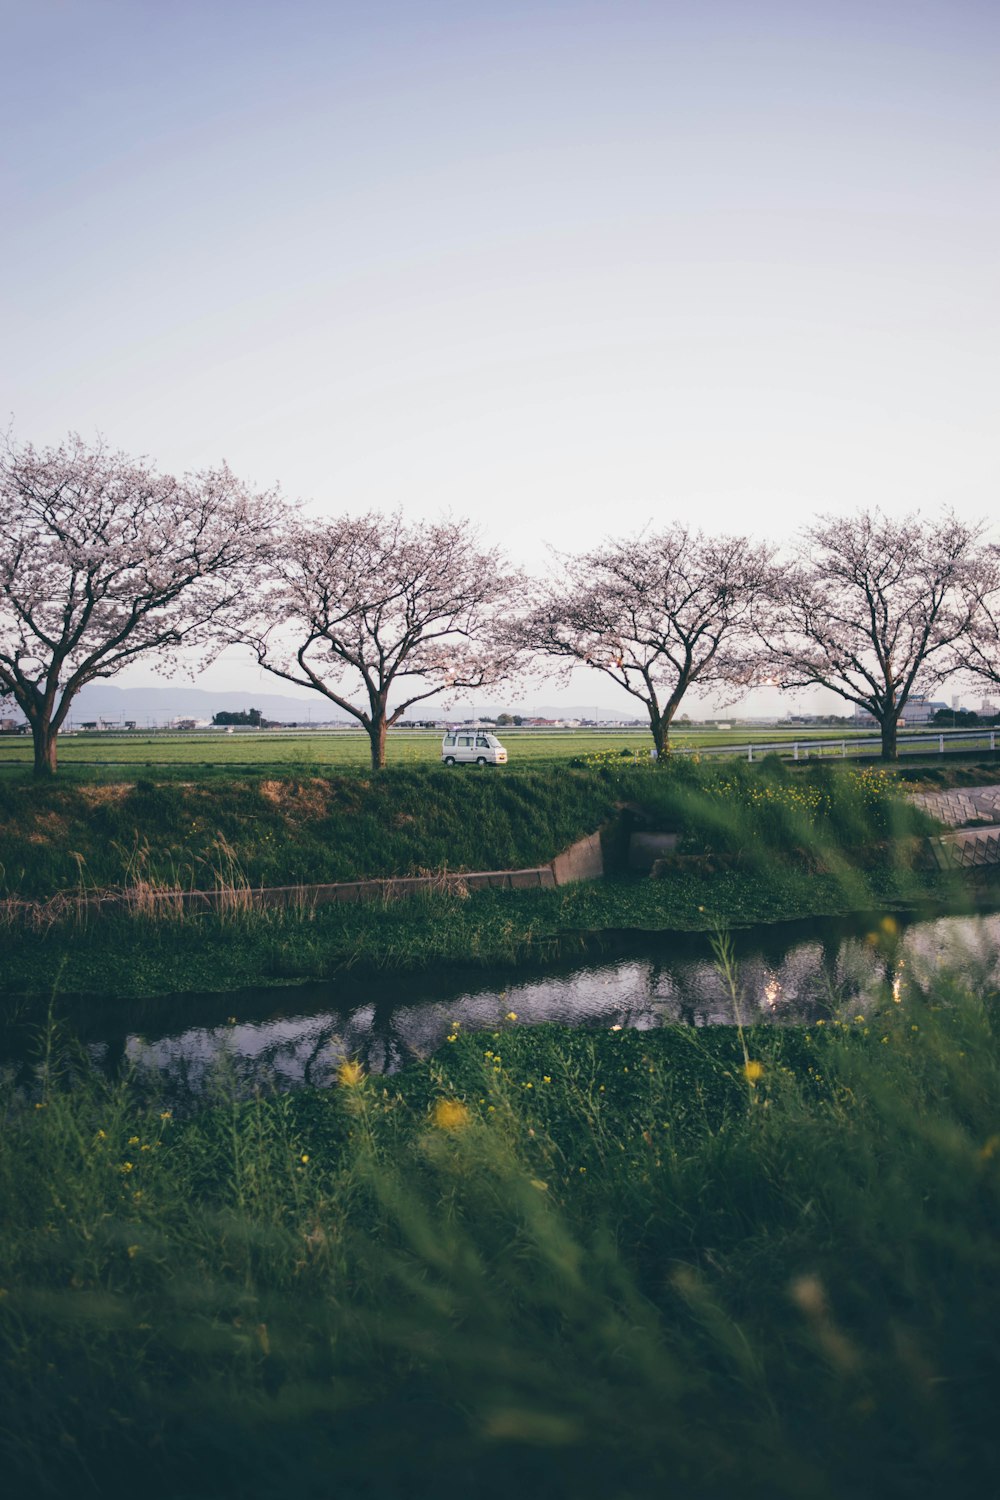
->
[2,972,998,1498]
[0,724,882,771]
[1,753,997,1496]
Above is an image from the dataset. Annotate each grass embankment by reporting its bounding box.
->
[0,768,619,900]
[0,756,947,901]
[1,758,979,1000]
[2,967,998,1498]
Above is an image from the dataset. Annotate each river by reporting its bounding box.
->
[4,904,999,1106]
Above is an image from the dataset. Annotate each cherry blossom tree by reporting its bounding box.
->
[243,513,520,770]
[521,527,774,758]
[757,510,987,761]
[951,543,1000,700]
[0,434,279,776]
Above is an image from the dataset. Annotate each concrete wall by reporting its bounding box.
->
[6,831,608,923]
[551,831,604,886]
[40,864,558,919]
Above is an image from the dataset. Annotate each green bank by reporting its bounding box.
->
[1,758,988,1001]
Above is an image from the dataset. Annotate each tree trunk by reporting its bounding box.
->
[368,713,388,770]
[880,716,898,762]
[31,719,57,777]
[649,707,672,764]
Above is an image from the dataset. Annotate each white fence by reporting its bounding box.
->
[674,727,998,763]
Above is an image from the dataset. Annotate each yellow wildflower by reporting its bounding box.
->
[338,1059,364,1088]
[743,1060,764,1085]
[432,1099,470,1131]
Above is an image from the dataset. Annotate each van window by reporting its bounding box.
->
[458,736,472,748]
[476,735,489,747]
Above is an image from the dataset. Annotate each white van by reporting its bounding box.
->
[441,731,508,766]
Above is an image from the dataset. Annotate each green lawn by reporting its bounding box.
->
[0,724,881,772]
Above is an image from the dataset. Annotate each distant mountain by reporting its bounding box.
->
[57,686,642,727]
[67,685,350,726]
[510,707,643,723]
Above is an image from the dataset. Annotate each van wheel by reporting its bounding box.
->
[444,756,456,766]
[476,756,488,766]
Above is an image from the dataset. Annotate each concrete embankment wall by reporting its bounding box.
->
[925,829,1000,871]
[912,785,1000,870]
[8,832,606,921]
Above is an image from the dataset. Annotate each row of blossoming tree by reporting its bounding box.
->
[2,433,1000,775]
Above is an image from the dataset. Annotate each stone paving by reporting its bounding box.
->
[909,784,1000,869]
[910,784,1000,827]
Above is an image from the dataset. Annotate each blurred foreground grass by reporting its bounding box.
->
[1,948,998,1498]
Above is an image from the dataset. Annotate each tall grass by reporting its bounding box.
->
[1,951,998,1498]
[1,854,977,1004]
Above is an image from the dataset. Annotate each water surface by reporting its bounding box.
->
[5,907,998,1106]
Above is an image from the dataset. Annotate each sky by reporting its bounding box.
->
[4,0,998,714]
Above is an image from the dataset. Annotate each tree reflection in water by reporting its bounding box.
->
[5,908,998,1111]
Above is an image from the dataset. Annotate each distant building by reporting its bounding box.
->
[852,696,949,727]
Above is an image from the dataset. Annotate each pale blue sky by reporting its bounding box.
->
[4,0,998,709]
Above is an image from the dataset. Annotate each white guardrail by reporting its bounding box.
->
[673,727,998,763]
